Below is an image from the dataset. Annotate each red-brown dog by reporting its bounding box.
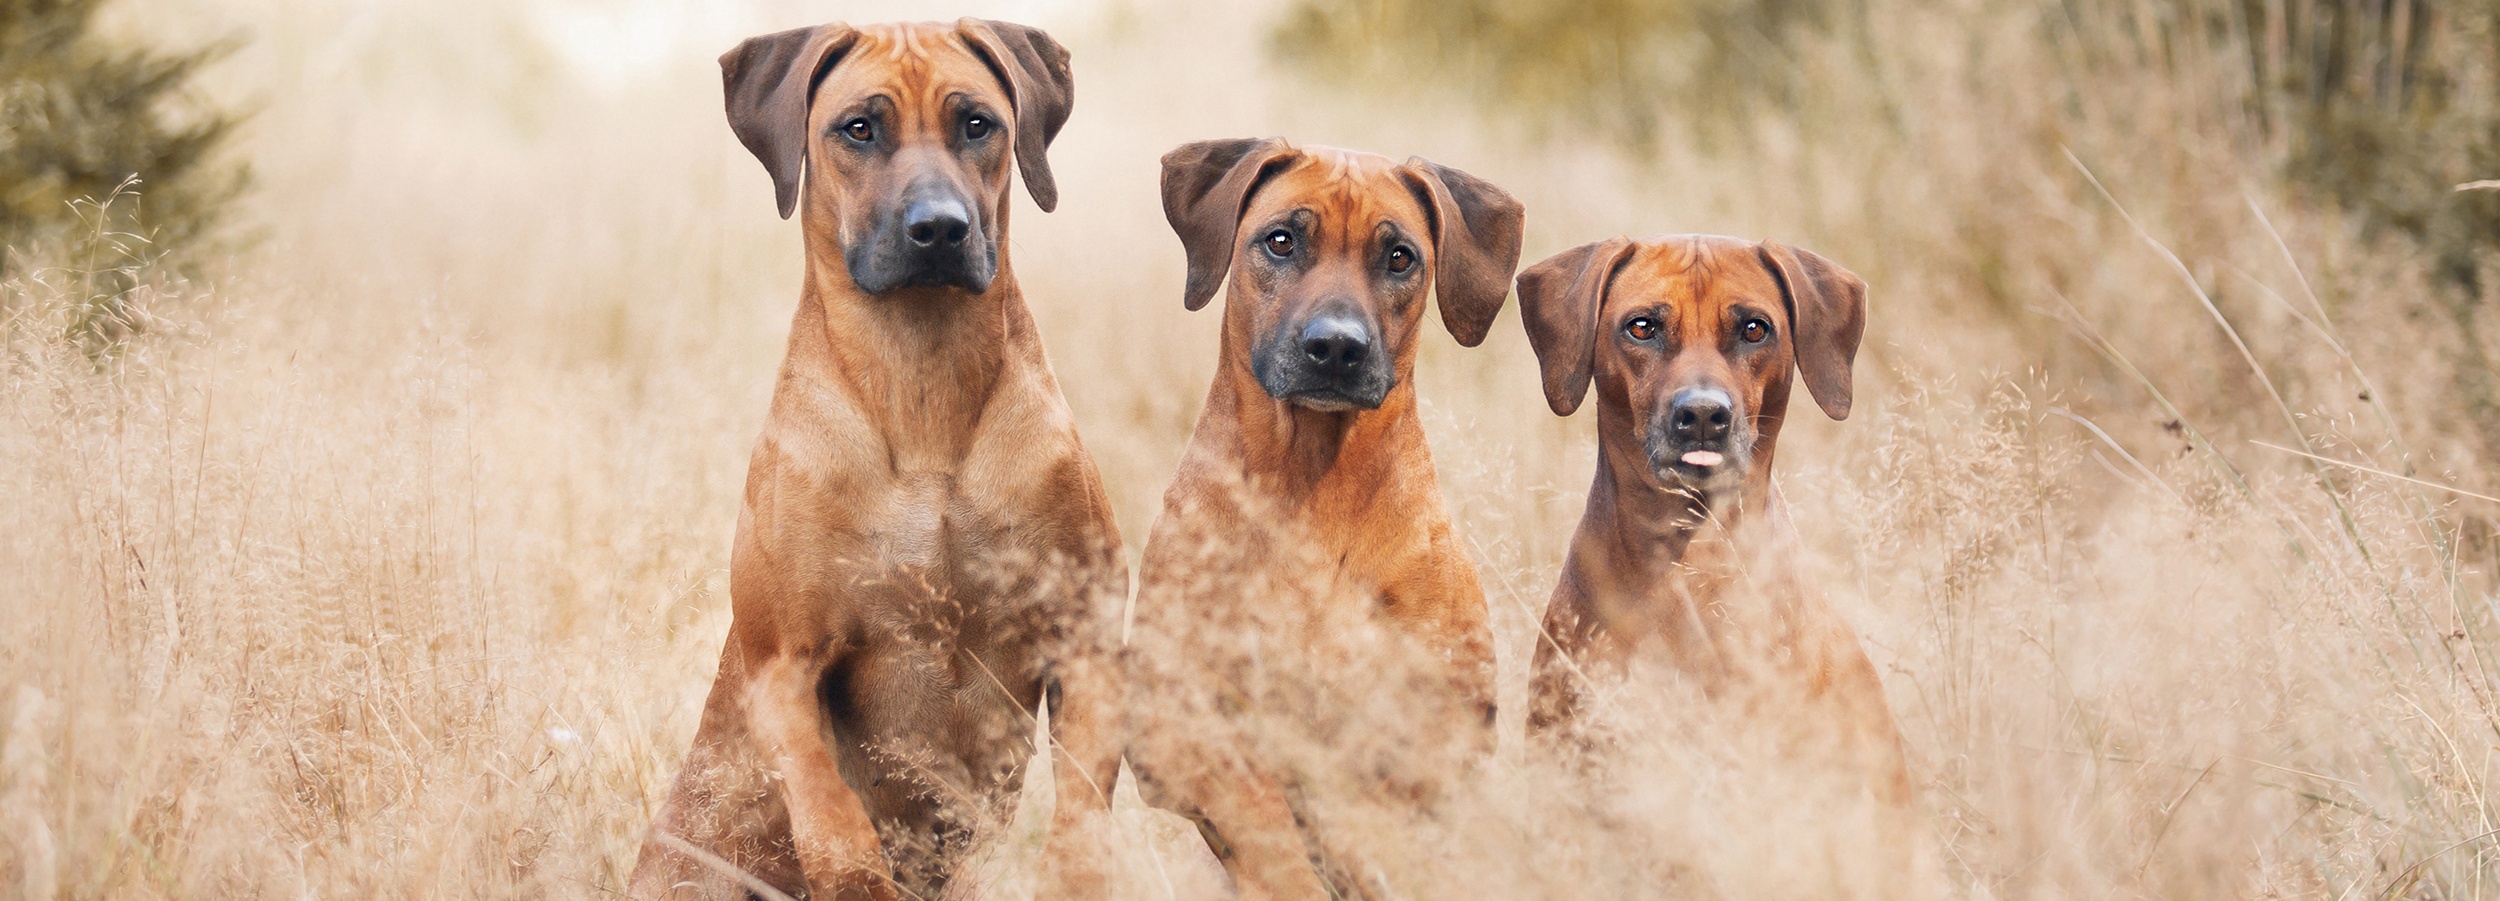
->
[628,20,1123,901]
[1132,138,1524,900]
[1516,235,1908,803]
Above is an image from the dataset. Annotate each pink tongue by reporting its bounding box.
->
[1681,450,1725,467]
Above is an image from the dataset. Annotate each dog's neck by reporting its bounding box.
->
[784,238,1032,470]
[1562,407,1787,680]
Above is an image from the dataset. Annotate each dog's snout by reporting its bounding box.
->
[1253,305,1392,411]
[1668,387,1735,445]
[903,195,972,248]
[1299,315,1373,378]
[847,182,995,295]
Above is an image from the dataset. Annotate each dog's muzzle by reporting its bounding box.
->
[1252,310,1395,411]
[847,186,998,295]
[1648,386,1749,492]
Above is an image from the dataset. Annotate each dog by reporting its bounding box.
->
[1514,234,1909,804]
[1129,138,1525,899]
[627,20,1125,901]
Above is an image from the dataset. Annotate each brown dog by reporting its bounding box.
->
[1132,138,1524,899]
[628,20,1124,901]
[1515,235,1908,803]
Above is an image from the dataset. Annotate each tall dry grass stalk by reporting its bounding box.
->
[4,0,2498,897]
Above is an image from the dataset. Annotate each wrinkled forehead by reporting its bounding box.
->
[1612,236,1786,317]
[814,23,1006,115]
[1240,148,1431,237]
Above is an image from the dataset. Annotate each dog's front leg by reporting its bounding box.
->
[746,652,898,901]
[1033,552,1129,897]
[1207,763,1331,901]
[1035,648,1125,898]
[629,645,806,901]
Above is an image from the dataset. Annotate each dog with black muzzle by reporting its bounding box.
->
[1129,137,1524,900]
[629,19,1125,901]
[1514,234,1911,808]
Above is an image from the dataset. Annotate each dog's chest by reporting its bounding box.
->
[862,470,1021,573]
[870,472,958,570]
[837,471,1064,689]
[831,473,1049,816]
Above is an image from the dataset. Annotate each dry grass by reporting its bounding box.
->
[4,0,2498,897]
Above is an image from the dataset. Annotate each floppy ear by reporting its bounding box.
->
[957,19,1075,213]
[1160,138,1297,311]
[721,24,860,220]
[1515,238,1635,416]
[1398,158,1527,347]
[1758,241,1867,420]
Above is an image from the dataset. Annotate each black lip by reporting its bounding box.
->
[850,250,995,295]
[900,268,979,289]
[1280,387,1383,411]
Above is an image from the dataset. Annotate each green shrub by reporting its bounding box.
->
[1,0,246,347]
[1273,0,1833,150]
[2250,0,2500,437]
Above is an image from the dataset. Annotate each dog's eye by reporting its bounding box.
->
[1385,245,1416,274]
[1624,317,1659,342]
[1264,229,1295,258]
[1741,318,1770,343]
[963,114,991,140]
[842,118,875,143]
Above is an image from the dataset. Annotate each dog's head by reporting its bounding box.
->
[1160,139,1525,412]
[721,20,1072,296]
[1516,235,1865,497]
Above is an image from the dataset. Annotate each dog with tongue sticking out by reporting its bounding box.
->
[1510,233,1912,809]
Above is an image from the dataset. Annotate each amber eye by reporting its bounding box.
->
[1740,318,1770,343]
[963,114,991,140]
[842,117,874,143]
[1624,317,1659,342]
[1264,229,1295,257]
[1386,246,1416,274]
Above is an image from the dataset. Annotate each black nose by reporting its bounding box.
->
[903,196,971,248]
[1298,316,1372,378]
[1669,387,1734,445]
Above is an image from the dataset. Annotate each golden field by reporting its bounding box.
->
[4,0,2498,897]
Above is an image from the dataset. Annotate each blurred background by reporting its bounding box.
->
[4,0,2499,896]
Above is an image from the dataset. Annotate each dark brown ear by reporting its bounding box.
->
[1758,241,1867,420]
[721,25,859,220]
[1398,158,1527,347]
[1160,138,1297,311]
[957,19,1075,213]
[1515,238,1635,416]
